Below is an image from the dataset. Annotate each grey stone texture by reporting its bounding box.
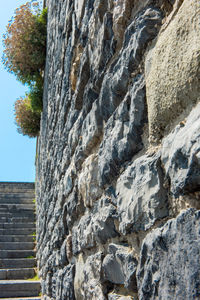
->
[161,102,200,197]
[36,0,200,299]
[74,252,105,300]
[72,198,119,255]
[116,152,168,235]
[137,209,200,300]
[102,243,138,292]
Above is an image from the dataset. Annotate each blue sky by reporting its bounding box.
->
[0,1,37,182]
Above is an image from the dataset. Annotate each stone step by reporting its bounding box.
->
[0,242,35,251]
[0,235,34,243]
[0,183,34,187]
[0,280,40,298]
[0,197,35,204]
[0,213,35,220]
[0,250,35,259]
[0,213,36,224]
[0,298,40,300]
[0,222,35,229]
[0,182,34,190]
[0,216,35,223]
[0,259,36,269]
[0,210,35,218]
[0,204,35,211]
[0,195,35,202]
[0,191,34,197]
[0,268,35,280]
[0,228,35,235]
[0,187,34,192]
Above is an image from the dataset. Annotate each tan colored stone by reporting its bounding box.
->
[108,294,135,300]
[145,0,200,143]
[74,254,85,300]
[74,253,105,300]
[70,44,83,91]
[66,234,72,260]
[169,192,200,217]
[78,154,102,207]
[112,0,132,49]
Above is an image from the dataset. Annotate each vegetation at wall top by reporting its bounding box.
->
[15,96,41,138]
[2,1,47,137]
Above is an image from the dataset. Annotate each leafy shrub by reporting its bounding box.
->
[29,74,43,112]
[2,2,47,85]
[14,96,41,138]
[2,1,47,137]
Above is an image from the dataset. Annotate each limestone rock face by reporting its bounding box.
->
[102,243,138,291]
[161,102,200,197]
[116,152,168,234]
[146,0,200,142]
[74,253,105,300]
[137,209,200,300]
[36,0,200,299]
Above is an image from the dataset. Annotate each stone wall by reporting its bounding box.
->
[36,0,200,299]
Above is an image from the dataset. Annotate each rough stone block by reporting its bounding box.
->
[137,209,200,300]
[161,102,200,197]
[146,0,200,142]
[108,294,135,300]
[98,75,146,186]
[58,264,75,300]
[78,153,102,207]
[103,243,138,291]
[74,253,105,300]
[72,198,118,255]
[80,100,103,154]
[116,153,168,235]
[99,5,162,121]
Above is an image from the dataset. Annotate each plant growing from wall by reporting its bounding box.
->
[14,96,41,137]
[2,1,47,137]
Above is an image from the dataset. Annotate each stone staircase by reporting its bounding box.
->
[0,182,40,299]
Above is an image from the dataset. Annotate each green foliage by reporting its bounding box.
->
[27,272,40,281]
[2,2,47,85]
[29,75,43,112]
[14,96,41,138]
[2,1,47,137]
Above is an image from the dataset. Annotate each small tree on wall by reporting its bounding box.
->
[15,96,41,137]
[2,1,47,137]
[2,2,47,85]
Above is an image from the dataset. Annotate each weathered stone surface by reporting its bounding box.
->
[80,100,103,153]
[98,75,146,186]
[102,243,138,291]
[50,264,75,300]
[116,153,168,235]
[64,187,80,231]
[108,295,135,300]
[88,8,116,88]
[137,209,200,300]
[146,0,200,142]
[112,0,132,49]
[36,0,200,299]
[72,198,119,255]
[78,153,102,207]
[74,253,105,300]
[60,265,76,300]
[98,5,163,122]
[161,102,200,197]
